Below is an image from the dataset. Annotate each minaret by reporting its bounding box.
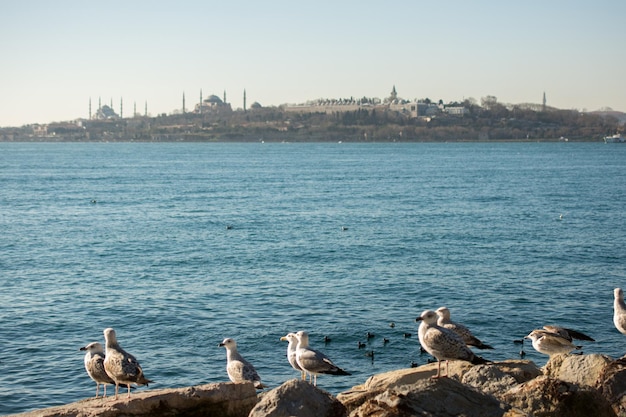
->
[243,89,247,113]
[134,101,137,118]
[89,97,92,120]
[98,97,101,111]
[390,85,398,101]
[199,89,203,115]
[542,92,546,112]
[223,90,227,104]
[182,91,186,114]
[120,97,123,119]
[145,101,147,117]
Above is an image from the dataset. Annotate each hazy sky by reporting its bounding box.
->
[2,1,625,126]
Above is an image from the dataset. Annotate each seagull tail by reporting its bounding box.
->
[254,381,268,389]
[565,328,595,342]
[325,367,351,376]
[470,355,489,365]
[137,376,153,387]
[468,336,494,350]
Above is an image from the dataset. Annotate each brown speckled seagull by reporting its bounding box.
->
[219,338,267,389]
[436,306,494,349]
[80,342,115,398]
[416,310,488,378]
[103,328,152,399]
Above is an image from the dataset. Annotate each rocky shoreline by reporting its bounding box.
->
[9,353,626,417]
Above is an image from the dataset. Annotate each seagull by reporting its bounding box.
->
[218,338,266,389]
[80,342,115,398]
[614,288,626,335]
[416,310,488,378]
[280,333,306,380]
[524,328,582,356]
[294,330,350,386]
[103,328,152,399]
[541,325,594,342]
[436,307,494,349]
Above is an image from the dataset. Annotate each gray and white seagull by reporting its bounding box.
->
[280,332,306,380]
[218,338,267,389]
[614,288,626,335]
[294,330,350,386]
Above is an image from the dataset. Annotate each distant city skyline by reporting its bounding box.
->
[2,1,625,127]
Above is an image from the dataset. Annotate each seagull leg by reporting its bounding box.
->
[432,360,442,379]
[114,383,119,400]
[127,384,131,398]
[103,384,107,398]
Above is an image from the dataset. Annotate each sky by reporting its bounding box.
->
[1,0,625,127]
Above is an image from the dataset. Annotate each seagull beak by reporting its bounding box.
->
[279,336,287,341]
[218,342,225,347]
[415,317,423,322]
[79,346,87,351]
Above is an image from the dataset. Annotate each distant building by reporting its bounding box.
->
[94,105,119,120]
[194,94,232,114]
[445,106,469,116]
[32,124,48,137]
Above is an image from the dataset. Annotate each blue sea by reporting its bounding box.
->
[1,141,625,415]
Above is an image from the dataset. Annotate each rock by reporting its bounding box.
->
[9,382,258,417]
[596,356,626,417]
[488,360,543,384]
[337,360,473,411]
[502,375,616,417]
[461,364,519,397]
[9,357,626,417]
[544,353,613,387]
[346,376,512,417]
[338,362,521,417]
[249,379,346,417]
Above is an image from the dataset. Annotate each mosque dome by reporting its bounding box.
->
[205,95,223,104]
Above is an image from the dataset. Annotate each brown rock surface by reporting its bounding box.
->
[9,382,258,417]
[249,379,346,417]
[544,353,613,387]
[502,375,616,417]
[596,356,626,417]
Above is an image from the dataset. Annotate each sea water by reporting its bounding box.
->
[1,141,625,414]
